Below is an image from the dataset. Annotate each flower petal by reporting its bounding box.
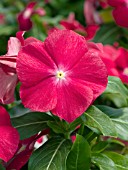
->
[0,68,17,104]
[44,30,88,70]
[0,126,19,162]
[70,48,108,100]
[52,80,93,122]
[7,37,21,56]
[20,78,57,112]
[17,42,57,87]
[112,7,128,28]
[0,106,11,126]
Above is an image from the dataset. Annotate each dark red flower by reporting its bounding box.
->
[0,106,19,162]
[107,0,128,28]
[115,47,128,84]
[5,129,49,170]
[17,2,46,31]
[60,12,99,40]
[17,30,108,122]
[84,0,103,25]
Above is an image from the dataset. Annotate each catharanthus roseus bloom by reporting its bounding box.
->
[60,12,99,40]
[5,135,36,170]
[107,0,128,28]
[0,32,23,104]
[115,47,128,84]
[18,2,46,31]
[0,106,19,162]
[17,30,108,122]
[0,32,41,104]
[4,128,49,170]
[84,0,103,25]
[100,45,119,77]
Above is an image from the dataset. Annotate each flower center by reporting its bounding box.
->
[123,68,128,76]
[56,70,65,79]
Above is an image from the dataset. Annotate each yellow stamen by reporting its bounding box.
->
[56,71,65,79]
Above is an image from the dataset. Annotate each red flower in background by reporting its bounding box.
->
[17,30,108,122]
[107,0,128,28]
[5,128,49,170]
[0,14,5,24]
[115,47,128,84]
[60,12,99,40]
[84,0,103,25]
[101,45,119,77]
[0,32,23,104]
[0,32,41,104]
[18,2,46,31]
[0,106,19,162]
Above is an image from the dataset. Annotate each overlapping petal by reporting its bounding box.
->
[70,47,108,100]
[0,106,19,162]
[52,79,93,122]
[17,42,57,86]
[0,68,17,104]
[20,78,57,112]
[44,30,88,70]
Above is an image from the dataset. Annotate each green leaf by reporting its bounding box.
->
[96,105,123,118]
[97,106,128,140]
[0,163,5,170]
[66,134,91,170]
[92,153,117,170]
[11,112,54,140]
[69,117,83,132]
[47,120,70,135]
[103,76,128,107]
[93,23,120,45]
[28,137,72,170]
[92,141,109,153]
[84,105,117,137]
[105,152,128,170]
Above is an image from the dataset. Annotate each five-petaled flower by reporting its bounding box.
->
[17,30,108,122]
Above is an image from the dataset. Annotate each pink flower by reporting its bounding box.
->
[0,106,19,162]
[60,12,99,40]
[17,2,46,31]
[0,32,40,104]
[107,0,128,28]
[0,32,23,104]
[115,47,128,84]
[84,0,103,25]
[94,44,120,77]
[17,30,108,122]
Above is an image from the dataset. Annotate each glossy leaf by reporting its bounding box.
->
[28,137,72,170]
[92,153,117,170]
[66,134,91,170]
[11,112,54,140]
[105,152,128,170]
[84,106,117,137]
[103,76,128,107]
[92,141,109,153]
[97,106,128,140]
[93,23,120,45]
